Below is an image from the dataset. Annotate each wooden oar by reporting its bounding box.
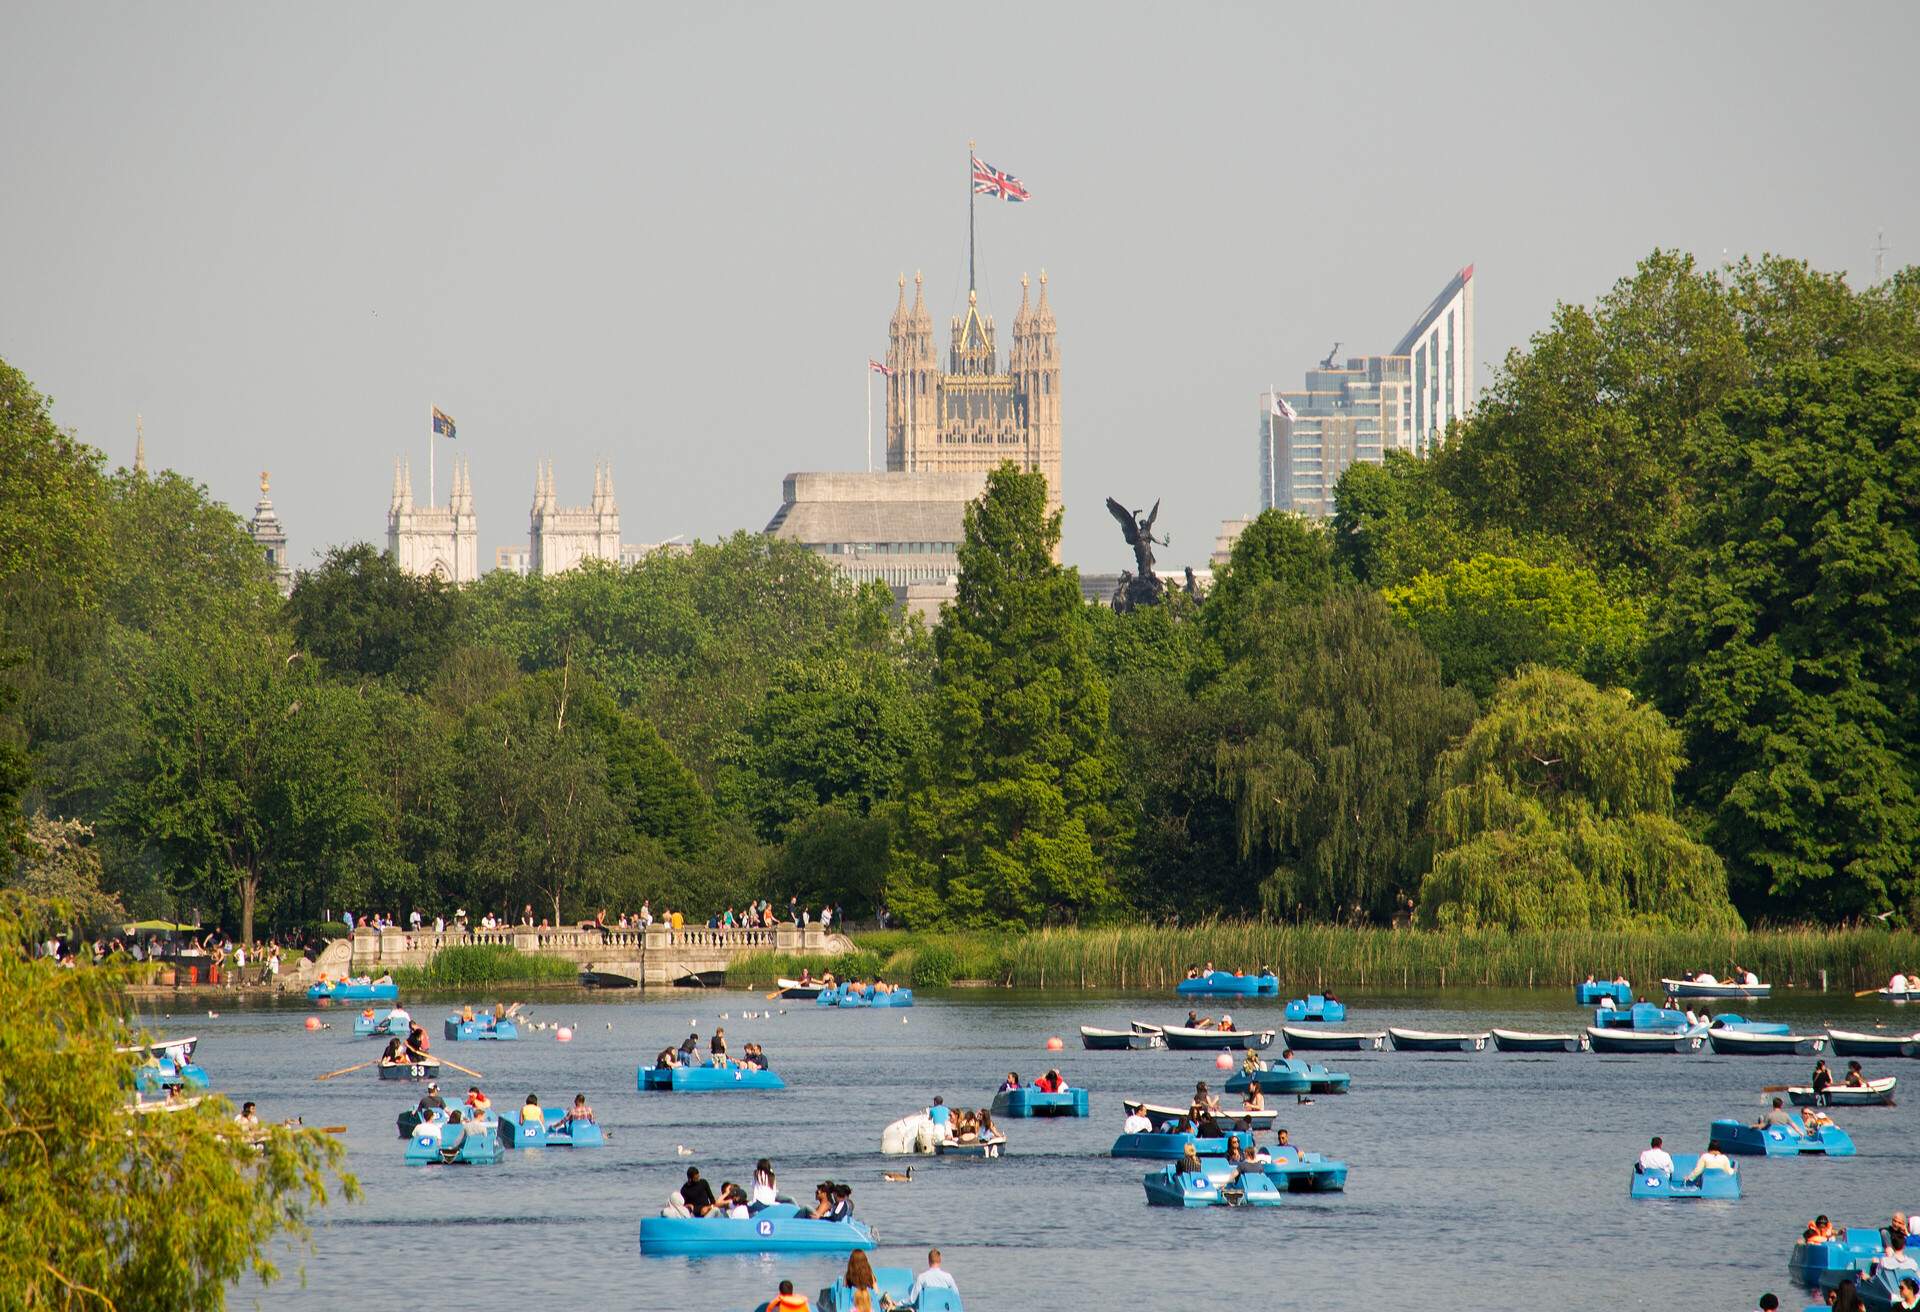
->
[317,1059,376,1081]
[1854,988,1882,997]
[413,1046,482,1080]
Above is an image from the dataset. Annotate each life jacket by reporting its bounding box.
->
[771,1295,811,1311]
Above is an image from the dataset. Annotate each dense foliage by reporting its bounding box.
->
[4,246,1919,934]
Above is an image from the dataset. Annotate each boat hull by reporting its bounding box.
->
[444,1017,519,1041]
[1709,1117,1855,1156]
[1080,1026,1163,1050]
[1178,972,1279,998]
[134,1062,209,1093]
[1197,1151,1347,1193]
[816,986,914,1008]
[1825,1030,1920,1058]
[1576,982,1633,1006]
[1142,1165,1284,1207]
[1163,1025,1275,1051]
[1593,1003,1690,1031]
[403,1125,504,1164]
[1706,1030,1823,1056]
[1282,995,1347,1023]
[1786,1076,1897,1107]
[1661,978,1771,1000]
[1388,1029,1488,1053]
[1630,1156,1739,1199]
[1789,1228,1883,1286]
[308,982,399,1002]
[1491,1029,1583,1053]
[378,1059,441,1080]
[991,1088,1089,1118]
[639,1207,874,1255]
[936,1139,1005,1158]
[1110,1130,1256,1161]
[1224,1062,1315,1096]
[638,1065,786,1092]
[1282,1025,1385,1052]
[1586,1028,1702,1054]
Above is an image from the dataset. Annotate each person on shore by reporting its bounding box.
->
[1638,1136,1674,1174]
[769,1279,811,1312]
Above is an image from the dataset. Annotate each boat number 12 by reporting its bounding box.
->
[757,1221,773,1236]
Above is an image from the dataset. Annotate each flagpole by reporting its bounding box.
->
[427,403,435,507]
[967,139,976,293]
[866,365,872,473]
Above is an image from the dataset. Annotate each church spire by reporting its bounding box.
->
[134,413,146,475]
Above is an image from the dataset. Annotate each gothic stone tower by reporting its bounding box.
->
[387,457,479,582]
[248,470,293,596]
[884,269,1061,521]
[528,460,621,575]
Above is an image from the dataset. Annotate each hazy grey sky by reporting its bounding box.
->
[5,2,1916,568]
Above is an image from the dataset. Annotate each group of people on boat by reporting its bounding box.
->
[1811,1059,1879,1093]
[1674,965,1762,989]
[1638,1134,1736,1183]
[1183,1009,1243,1031]
[1790,1214,1920,1310]
[766,1249,958,1312]
[996,1069,1070,1094]
[1182,961,1277,980]
[378,1021,432,1066]
[1582,973,1634,987]
[922,1096,1005,1147]
[316,971,395,989]
[653,1029,770,1072]
[663,1159,854,1224]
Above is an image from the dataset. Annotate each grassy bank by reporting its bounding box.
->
[390,944,580,989]
[726,924,1920,993]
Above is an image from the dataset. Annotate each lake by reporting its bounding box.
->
[136,986,1917,1311]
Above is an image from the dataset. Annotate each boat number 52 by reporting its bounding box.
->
[757,1221,773,1236]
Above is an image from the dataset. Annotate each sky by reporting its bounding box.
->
[4,1,1918,570]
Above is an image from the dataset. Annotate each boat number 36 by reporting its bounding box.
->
[757,1220,774,1236]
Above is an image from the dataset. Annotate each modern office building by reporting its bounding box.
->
[1259,265,1474,519]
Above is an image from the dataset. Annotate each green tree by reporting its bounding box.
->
[1648,355,1920,920]
[0,893,357,1309]
[1216,589,1475,921]
[891,464,1121,927]
[7,812,124,926]
[1383,554,1646,702]
[1202,509,1335,656]
[287,543,464,690]
[1419,667,1739,931]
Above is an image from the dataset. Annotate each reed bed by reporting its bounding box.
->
[391,944,580,989]
[728,923,1919,994]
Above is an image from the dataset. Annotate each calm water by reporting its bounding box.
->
[138,987,1920,1312]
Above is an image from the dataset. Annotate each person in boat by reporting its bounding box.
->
[1239,1049,1263,1076]
[819,971,836,988]
[1243,1082,1266,1113]
[1218,1012,1235,1033]
[1190,1081,1222,1117]
[678,1031,702,1066]
[461,1004,475,1023]
[1812,1059,1835,1093]
[749,1159,778,1213]
[1809,1216,1838,1244]
[1195,1110,1223,1139]
[405,1022,430,1061]
[1204,960,1215,975]
[418,1083,446,1114]
[768,1279,811,1312]
[710,1027,730,1067]
[807,1181,834,1219]
[1185,965,1201,980]
[949,1108,977,1143]
[1272,1127,1292,1152]
[1612,972,1631,986]
[740,1042,767,1070]
[1122,1105,1153,1134]
[654,1047,679,1070]
[437,1108,466,1156]
[1033,1069,1063,1093]
[675,1165,716,1217]
[522,1092,542,1124]
[381,1037,403,1065]
[1232,967,1245,978]
[1845,1060,1869,1088]
[1893,1277,1919,1311]
[560,1093,593,1128]
[926,1096,950,1141]
[998,1071,1021,1092]
[797,967,813,987]
[825,1183,854,1221]
[1583,974,1597,986]
[976,1109,1003,1144]
[837,1252,880,1312]
[361,1005,377,1023]
[1638,1136,1675,1174]
[1879,1232,1920,1275]
[718,1182,751,1219]
[374,973,394,986]
[1803,1106,1837,1131]
[883,1249,960,1312]
[1760,1097,1802,1133]
[465,1086,491,1120]
[1684,1145,1736,1181]
[1178,1142,1203,1174]
[234,1101,260,1129]
[1224,1135,1243,1165]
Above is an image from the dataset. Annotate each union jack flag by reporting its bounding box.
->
[971,155,1029,202]
[868,358,893,376]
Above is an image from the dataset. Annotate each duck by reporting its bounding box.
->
[676,1144,695,1156]
[881,1167,914,1183]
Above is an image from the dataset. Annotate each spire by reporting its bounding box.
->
[602,462,616,509]
[1034,268,1055,328]
[401,459,414,507]
[912,269,926,318]
[134,414,146,475]
[890,273,908,330]
[1014,273,1032,329]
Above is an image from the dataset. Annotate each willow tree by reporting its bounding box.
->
[890,464,1121,927]
[1216,589,1474,922]
[0,894,357,1308]
[1418,666,1738,931]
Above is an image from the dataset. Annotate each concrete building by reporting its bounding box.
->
[885,270,1061,521]
[247,470,293,595]
[1259,265,1474,519]
[764,469,985,590]
[387,457,480,583]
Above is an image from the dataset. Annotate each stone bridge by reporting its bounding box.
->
[346,922,845,988]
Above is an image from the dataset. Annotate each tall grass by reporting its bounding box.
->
[728,923,1920,993]
[391,945,580,989]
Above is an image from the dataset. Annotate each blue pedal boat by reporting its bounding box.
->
[1142,1164,1286,1207]
[500,1106,604,1148]
[1225,1054,1349,1095]
[638,1064,786,1091]
[816,984,914,1008]
[1816,1266,1917,1310]
[991,1087,1089,1118]
[403,1122,504,1165]
[133,1057,210,1094]
[352,1009,410,1037]
[1710,1013,1791,1036]
[1789,1227,1884,1285]
[1708,1116,1855,1156]
[1110,1129,1257,1160]
[308,980,399,1003]
[1593,1002,1691,1031]
[1283,994,1347,1022]
[1179,971,1280,999]
[444,1015,519,1041]
[1629,1155,1740,1199]
[1576,981,1633,1006]
[805,1268,963,1312]
[639,1205,874,1255]
[1258,1145,1349,1192]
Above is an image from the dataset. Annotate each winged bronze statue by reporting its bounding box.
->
[1106,496,1168,612]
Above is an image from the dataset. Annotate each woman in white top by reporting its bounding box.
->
[750,1159,779,1212]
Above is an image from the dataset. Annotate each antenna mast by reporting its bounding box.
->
[1873,229,1891,283]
